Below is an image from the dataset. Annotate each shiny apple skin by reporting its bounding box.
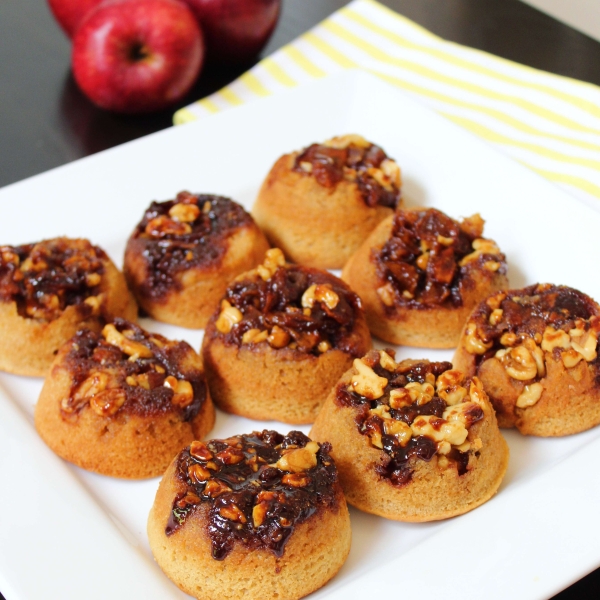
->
[183,0,281,65]
[47,0,104,38]
[72,0,204,114]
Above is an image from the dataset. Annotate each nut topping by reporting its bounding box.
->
[169,202,200,223]
[275,441,319,472]
[0,238,107,322]
[89,388,126,416]
[338,355,485,485]
[215,300,243,334]
[350,358,388,399]
[376,209,505,310]
[464,322,493,355]
[60,320,207,422]
[102,324,153,359]
[301,283,340,311]
[214,258,365,358]
[256,248,286,282]
[516,383,543,408]
[293,136,401,208]
[166,431,338,561]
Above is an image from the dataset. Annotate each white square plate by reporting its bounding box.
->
[1,70,599,600]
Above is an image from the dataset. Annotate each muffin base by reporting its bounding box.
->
[202,337,367,424]
[253,153,396,270]
[342,215,508,348]
[148,454,351,600]
[35,349,215,479]
[0,255,137,377]
[454,343,600,436]
[310,373,509,521]
[125,224,269,329]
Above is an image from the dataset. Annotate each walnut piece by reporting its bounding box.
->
[350,358,388,399]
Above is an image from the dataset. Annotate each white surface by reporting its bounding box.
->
[1,70,599,600]
[520,0,600,43]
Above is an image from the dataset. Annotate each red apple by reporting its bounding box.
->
[182,0,281,65]
[72,0,204,114]
[47,0,104,38]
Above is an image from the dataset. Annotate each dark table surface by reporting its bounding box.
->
[1,0,600,598]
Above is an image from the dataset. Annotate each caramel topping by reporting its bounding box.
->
[375,209,505,310]
[60,318,207,421]
[466,284,600,372]
[0,238,106,322]
[166,431,338,560]
[211,262,365,357]
[336,353,484,485]
[292,138,401,208]
[128,193,254,299]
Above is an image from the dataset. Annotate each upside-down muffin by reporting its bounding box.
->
[148,430,351,600]
[0,237,137,376]
[453,284,600,436]
[342,208,508,348]
[35,319,214,478]
[252,134,402,269]
[124,191,269,328]
[201,249,372,424]
[310,350,508,521]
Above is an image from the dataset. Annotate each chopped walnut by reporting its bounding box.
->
[350,358,388,399]
[405,381,435,405]
[275,441,320,473]
[145,215,192,237]
[379,349,397,372]
[411,415,468,446]
[102,324,153,359]
[323,134,371,149]
[256,248,286,281]
[464,322,493,355]
[89,388,126,416]
[215,300,243,334]
[436,369,468,405]
[376,282,396,307]
[496,345,538,381]
[301,283,340,310]
[164,376,194,408]
[541,327,570,352]
[267,326,291,349]
[459,238,501,267]
[516,383,543,408]
[169,202,200,223]
[459,213,485,238]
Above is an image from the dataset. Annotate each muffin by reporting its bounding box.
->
[310,350,509,521]
[0,237,137,376]
[147,430,351,600]
[124,191,269,328]
[342,208,508,347]
[453,283,600,436]
[34,318,214,478]
[252,134,402,269]
[202,248,372,424]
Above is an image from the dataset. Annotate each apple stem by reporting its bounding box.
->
[129,42,150,62]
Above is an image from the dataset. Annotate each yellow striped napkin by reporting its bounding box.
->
[174,0,600,206]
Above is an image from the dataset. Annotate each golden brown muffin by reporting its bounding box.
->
[202,249,372,424]
[252,134,402,269]
[124,191,269,328]
[342,208,508,348]
[310,350,509,522]
[148,430,351,600]
[0,237,137,377]
[35,319,214,478]
[453,283,600,436]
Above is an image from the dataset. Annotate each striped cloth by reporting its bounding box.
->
[174,0,600,207]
